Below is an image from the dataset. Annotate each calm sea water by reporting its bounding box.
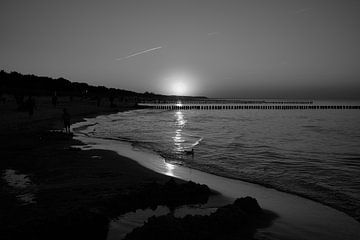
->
[81,101,360,221]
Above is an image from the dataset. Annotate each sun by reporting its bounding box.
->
[167,73,193,96]
[171,81,187,96]
[162,71,198,96]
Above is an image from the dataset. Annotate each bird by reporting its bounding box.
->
[185,148,194,156]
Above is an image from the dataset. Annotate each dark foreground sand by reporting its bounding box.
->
[0,96,273,240]
[0,97,177,239]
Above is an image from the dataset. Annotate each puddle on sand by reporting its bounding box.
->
[2,169,36,205]
[107,195,225,240]
[108,206,170,240]
[17,193,36,204]
[3,169,31,188]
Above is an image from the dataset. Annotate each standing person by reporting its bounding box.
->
[62,108,71,133]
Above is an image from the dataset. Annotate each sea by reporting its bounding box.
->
[78,100,360,221]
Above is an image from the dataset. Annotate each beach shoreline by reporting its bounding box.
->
[73,111,360,240]
[1,97,359,240]
[75,107,360,225]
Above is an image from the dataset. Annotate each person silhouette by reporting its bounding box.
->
[62,108,71,133]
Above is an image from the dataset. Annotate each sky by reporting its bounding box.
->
[1,0,360,99]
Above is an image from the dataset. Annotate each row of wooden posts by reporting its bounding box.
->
[141,100,314,105]
[143,104,360,110]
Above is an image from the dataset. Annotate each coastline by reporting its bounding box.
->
[75,107,360,224]
[1,97,359,239]
[73,111,360,240]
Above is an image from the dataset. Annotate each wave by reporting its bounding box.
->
[75,108,360,222]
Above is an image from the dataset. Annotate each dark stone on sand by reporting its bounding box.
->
[233,196,262,213]
[102,178,212,219]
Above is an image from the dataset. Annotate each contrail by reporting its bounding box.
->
[116,46,163,60]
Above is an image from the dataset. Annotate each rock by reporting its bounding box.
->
[233,196,261,213]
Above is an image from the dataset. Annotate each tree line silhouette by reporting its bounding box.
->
[0,70,206,105]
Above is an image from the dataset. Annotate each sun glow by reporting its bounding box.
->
[171,81,187,96]
[164,72,197,96]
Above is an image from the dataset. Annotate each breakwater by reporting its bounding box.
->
[139,103,360,110]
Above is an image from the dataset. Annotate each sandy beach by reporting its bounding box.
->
[2,1,360,238]
[0,96,183,239]
[1,95,360,240]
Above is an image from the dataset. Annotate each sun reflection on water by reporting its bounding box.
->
[165,162,175,176]
[175,101,183,107]
[172,111,187,152]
